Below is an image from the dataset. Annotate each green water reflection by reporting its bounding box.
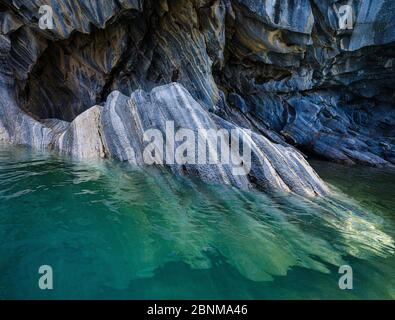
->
[0,145,394,299]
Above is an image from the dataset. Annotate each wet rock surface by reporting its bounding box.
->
[101,83,328,196]
[0,0,394,194]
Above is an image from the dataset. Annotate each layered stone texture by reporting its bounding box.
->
[1,80,330,197]
[0,0,394,194]
[100,83,328,196]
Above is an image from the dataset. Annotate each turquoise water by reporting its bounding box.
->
[0,144,394,300]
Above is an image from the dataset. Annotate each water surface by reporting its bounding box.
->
[0,145,394,299]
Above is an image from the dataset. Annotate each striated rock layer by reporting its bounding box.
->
[0,80,329,196]
[0,0,394,194]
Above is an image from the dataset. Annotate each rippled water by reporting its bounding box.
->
[0,144,394,299]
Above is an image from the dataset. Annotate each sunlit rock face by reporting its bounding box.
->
[0,0,394,194]
[98,83,328,196]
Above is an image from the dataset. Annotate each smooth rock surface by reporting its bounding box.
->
[102,83,329,196]
[57,106,107,159]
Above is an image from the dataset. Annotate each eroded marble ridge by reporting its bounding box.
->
[0,0,394,195]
